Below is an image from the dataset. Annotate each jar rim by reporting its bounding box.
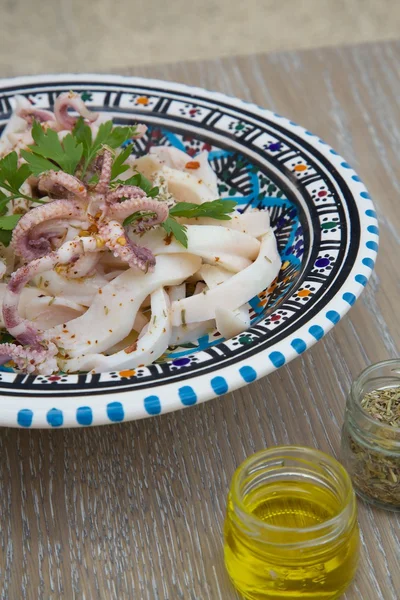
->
[231,445,355,536]
[350,359,400,434]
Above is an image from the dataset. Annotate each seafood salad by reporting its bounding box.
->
[0,92,281,375]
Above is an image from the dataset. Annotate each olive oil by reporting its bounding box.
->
[224,450,359,600]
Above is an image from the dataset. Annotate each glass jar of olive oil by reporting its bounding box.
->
[224,446,359,599]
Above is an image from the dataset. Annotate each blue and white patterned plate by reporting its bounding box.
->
[0,74,378,428]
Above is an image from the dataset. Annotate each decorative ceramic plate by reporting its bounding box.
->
[0,74,378,428]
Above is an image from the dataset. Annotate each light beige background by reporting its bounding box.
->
[0,0,398,76]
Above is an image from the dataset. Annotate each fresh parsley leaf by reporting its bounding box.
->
[0,229,12,246]
[161,217,188,248]
[21,121,83,175]
[0,151,33,202]
[91,121,113,151]
[0,152,31,190]
[61,133,84,174]
[106,125,138,149]
[122,172,159,198]
[123,210,157,227]
[9,163,31,192]
[19,150,56,177]
[169,199,237,220]
[0,151,19,181]
[111,145,132,181]
[72,117,93,161]
[0,214,22,246]
[0,214,22,230]
[74,118,137,176]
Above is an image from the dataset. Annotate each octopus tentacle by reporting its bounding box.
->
[94,150,113,194]
[17,106,57,126]
[54,92,98,130]
[0,342,58,375]
[106,185,146,204]
[11,199,87,261]
[58,251,101,279]
[38,171,88,199]
[108,197,169,231]
[97,220,155,272]
[3,238,98,346]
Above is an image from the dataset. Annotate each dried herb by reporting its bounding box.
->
[361,388,400,428]
[344,386,400,508]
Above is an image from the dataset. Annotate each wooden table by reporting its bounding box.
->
[0,41,399,600]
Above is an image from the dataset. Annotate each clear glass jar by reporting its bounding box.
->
[341,359,400,511]
[224,446,359,600]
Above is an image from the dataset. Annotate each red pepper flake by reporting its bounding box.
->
[124,343,138,354]
[164,232,173,245]
[185,160,200,170]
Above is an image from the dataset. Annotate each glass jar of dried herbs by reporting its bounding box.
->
[341,360,400,511]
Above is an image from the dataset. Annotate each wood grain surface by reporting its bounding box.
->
[0,41,399,600]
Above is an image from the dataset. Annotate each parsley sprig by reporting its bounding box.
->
[73,118,138,176]
[0,152,32,209]
[21,121,83,176]
[169,200,237,220]
[123,199,237,248]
